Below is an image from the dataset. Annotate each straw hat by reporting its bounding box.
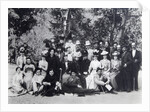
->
[112,51,118,56]
[75,40,81,45]
[101,51,108,55]
[85,40,91,46]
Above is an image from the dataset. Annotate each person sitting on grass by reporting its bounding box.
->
[41,68,62,96]
[32,68,45,96]
[94,67,118,94]
[62,69,100,97]
[8,67,27,97]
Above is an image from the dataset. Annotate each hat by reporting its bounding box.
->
[101,51,108,55]
[85,40,91,46]
[76,40,81,45]
[112,51,118,56]
[93,49,99,56]
[117,45,121,48]
[131,42,136,46]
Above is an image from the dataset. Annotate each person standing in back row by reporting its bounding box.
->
[130,42,142,91]
[119,46,132,92]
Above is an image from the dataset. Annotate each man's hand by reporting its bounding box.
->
[134,59,138,63]
[77,85,82,88]
[124,64,127,68]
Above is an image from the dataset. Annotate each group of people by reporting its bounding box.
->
[9,36,142,97]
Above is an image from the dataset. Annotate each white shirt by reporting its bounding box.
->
[132,49,136,58]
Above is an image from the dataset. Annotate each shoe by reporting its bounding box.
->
[78,94,85,97]
[110,91,118,94]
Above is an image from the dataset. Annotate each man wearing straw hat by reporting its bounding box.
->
[85,40,93,61]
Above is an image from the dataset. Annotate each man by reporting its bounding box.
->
[62,70,100,96]
[131,42,142,91]
[94,67,117,94]
[41,69,61,96]
[72,52,86,88]
[85,40,93,61]
[119,46,132,92]
[117,44,122,60]
[61,53,73,75]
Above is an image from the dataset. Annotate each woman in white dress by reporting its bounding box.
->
[16,51,26,70]
[38,55,48,79]
[110,51,121,90]
[86,51,100,89]
[23,58,35,92]
[8,67,27,96]
[100,51,111,78]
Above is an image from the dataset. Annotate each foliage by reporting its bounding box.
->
[8,8,142,62]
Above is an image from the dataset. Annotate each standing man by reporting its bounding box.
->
[131,42,142,91]
[119,46,132,92]
[85,40,93,61]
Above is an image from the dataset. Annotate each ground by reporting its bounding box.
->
[8,64,142,104]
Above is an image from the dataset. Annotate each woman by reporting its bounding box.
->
[23,58,35,92]
[16,51,26,70]
[8,67,27,96]
[110,51,121,90]
[86,51,100,89]
[100,51,111,78]
[38,55,48,79]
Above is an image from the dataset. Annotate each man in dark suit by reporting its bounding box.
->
[119,46,132,92]
[131,42,142,91]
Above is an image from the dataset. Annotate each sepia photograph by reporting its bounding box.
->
[8,8,142,104]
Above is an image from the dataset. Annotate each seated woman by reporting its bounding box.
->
[62,69,100,96]
[41,69,61,96]
[8,67,27,96]
[94,67,117,94]
[32,68,45,96]
[23,58,35,93]
[109,51,121,90]
[38,55,48,79]
[100,51,111,77]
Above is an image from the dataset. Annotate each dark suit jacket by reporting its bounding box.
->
[121,51,132,70]
[131,50,142,71]
[61,61,73,74]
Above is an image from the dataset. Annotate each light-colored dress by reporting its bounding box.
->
[87,49,93,61]
[23,64,35,91]
[110,59,121,89]
[8,72,27,96]
[39,60,48,78]
[16,56,26,69]
[100,59,111,77]
[86,60,100,89]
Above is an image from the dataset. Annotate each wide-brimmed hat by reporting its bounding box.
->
[75,40,81,45]
[112,51,118,56]
[101,50,108,55]
[85,40,91,46]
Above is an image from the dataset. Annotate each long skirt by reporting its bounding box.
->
[8,85,27,97]
[24,72,33,91]
[86,70,98,89]
[110,72,118,90]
